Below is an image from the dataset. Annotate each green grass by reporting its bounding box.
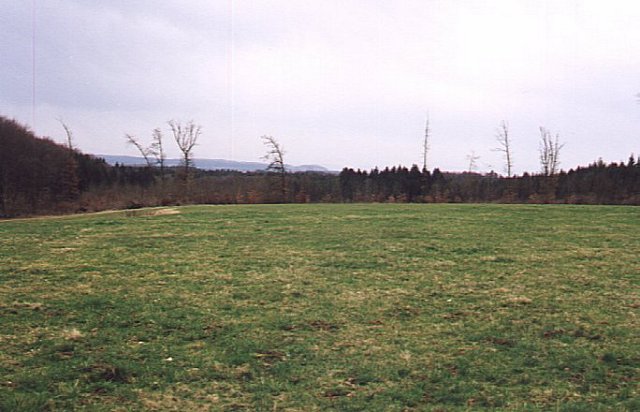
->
[1,204,638,411]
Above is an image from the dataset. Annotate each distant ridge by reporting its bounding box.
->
[98,155,331,173]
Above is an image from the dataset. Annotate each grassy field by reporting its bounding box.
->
[0,204,638,411]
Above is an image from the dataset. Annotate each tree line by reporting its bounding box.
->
[0,117,152,216]
[338,161,640,204]
[1,115,639,217]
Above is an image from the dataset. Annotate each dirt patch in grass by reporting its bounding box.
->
[137,384,226,411]
[309,320,340,331]
[82,363,133,384]
[124,208,180,218]
[505,296,533,305]
[11,301,44,311]
[62,328,84,341]
[149,208,180,216]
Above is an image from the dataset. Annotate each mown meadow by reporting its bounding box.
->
[0,204,638,411]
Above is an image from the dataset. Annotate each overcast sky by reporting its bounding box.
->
[2,1,639,172]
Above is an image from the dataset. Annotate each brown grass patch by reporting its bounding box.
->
[149,208,180,216]
[12,301,44,311]
[123,208,181,218]
[506,296,533,305]
[62,328,84,341]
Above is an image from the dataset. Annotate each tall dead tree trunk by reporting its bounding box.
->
[150,128,166,183]
[494,120,513,177]
[422,114,430,172]
[58,118,74,150]
[466,151,480,173]
[57,119,79,201]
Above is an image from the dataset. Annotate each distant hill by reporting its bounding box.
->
[98,155,331,173]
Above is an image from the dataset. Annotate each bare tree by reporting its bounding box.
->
[150,128,166,181]
[493,120,514,177]
[422,114,430,172]
[125,134,154,167]
[124,128,167,177]
[466,150,480,173]
[54,119,79,200]
[261,135,287,202]
[169,120,201,182]
[539,127,564,176]
[57,118,74,150]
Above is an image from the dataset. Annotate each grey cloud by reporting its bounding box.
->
[2,1,640,172]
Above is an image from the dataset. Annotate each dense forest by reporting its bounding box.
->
[1,116,639,217]
[338,163,640,204]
